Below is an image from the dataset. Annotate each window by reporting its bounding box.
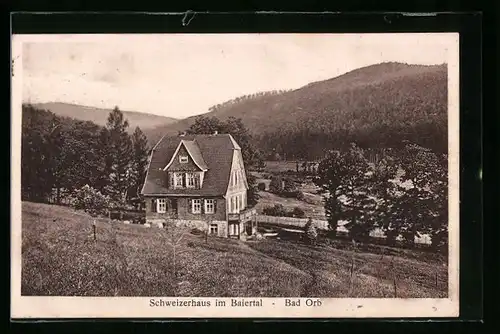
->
[157,198,166,213]
[238,195,242,210]
[174,172,184,188]
[192,199,202,214]
[186,173,196,188]
[232,196,236,213]
[235,171,239,185]
[205,199,215,214]
[179,155,188,163]
[209,224,218,235]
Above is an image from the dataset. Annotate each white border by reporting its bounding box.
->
[11,33,460,319]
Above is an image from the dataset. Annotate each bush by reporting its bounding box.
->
[283,178,298,192]
[295,190,305,201]
[292,207,305,218]
[303,218,318,244]
[257,182,267,191]
[69,185,114,216]
[263,204,287,217]
[269,176,284,193]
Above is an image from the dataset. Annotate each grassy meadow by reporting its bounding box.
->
[21,202,448,298]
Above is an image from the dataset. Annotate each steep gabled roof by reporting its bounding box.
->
[141,134,240,196]
[163,139,208,171]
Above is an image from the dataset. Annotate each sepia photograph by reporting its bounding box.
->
[11,32,459,318]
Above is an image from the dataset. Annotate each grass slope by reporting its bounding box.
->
[31,102,178,132]
[21,202,448,298]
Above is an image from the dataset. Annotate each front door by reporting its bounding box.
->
[171,199,178,215]
[229,222,240,238]
[245,222,252,235]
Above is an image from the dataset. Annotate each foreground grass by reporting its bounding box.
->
[21,202,447,298]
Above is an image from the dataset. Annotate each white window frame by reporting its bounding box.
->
[157,198,167,213]
[174,172,184,188]
[204,199,215,214]
[186,172,196,188]
[179,155,188,163]
[192,199,202,214]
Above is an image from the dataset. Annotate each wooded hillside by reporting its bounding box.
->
[146,62,447,159]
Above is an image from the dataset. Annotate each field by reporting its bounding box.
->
[21,202,448,298]
[255,191,326,220]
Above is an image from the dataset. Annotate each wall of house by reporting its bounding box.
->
[226,149,248,214]
[145,196,228,237]
[176,197,226,221]
[167,145,201,172]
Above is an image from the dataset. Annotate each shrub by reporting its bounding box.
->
[295,190,305,201]
[292,207,306,218]
[257,182,267,191]
[303,218,318,244]
[283,178,298,192]
[69,185,113,216]
[263,204,287,217]
[269,175,284,193]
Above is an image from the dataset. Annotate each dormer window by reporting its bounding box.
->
[179,155,188,163]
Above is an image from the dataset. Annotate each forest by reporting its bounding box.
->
[145,62,448,160]
[21,104,149,212]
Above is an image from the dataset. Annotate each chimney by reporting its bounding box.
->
[213,130,218,135]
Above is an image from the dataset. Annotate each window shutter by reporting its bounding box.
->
[213,199,217,213]
[169,173,174,188]
[188,199,193,213]
[201,199,205,214]
[151,199,156,212]
[182,173,186,188]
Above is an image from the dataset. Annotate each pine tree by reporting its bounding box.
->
[104,107,134,207]
[129,126,149,206]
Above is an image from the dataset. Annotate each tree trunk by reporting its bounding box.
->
[56,186,60,205]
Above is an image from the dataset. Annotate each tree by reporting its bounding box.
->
[103,107,134,207]
[186,116,225,136]
[314,143,373,238]
[368,150,401,246]
[246,172,260,207]
[129,127,149,207]
[186,115,260,207]
[395,144,448,248]
[21,105,57,202]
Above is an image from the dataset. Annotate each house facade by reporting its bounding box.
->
[141,133,257,239]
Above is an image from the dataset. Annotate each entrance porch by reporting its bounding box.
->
[227,207,258,239]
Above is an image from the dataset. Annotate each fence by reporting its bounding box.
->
[256,215,329,230]
[256,214,432,245]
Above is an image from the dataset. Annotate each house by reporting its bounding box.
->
[141,132,257,239]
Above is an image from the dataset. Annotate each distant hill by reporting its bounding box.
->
[146,62,448,158]
[30,102,178,132]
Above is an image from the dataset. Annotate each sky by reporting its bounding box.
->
[19,33,457,119]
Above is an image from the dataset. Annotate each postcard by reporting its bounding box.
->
[11,32,459,318]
